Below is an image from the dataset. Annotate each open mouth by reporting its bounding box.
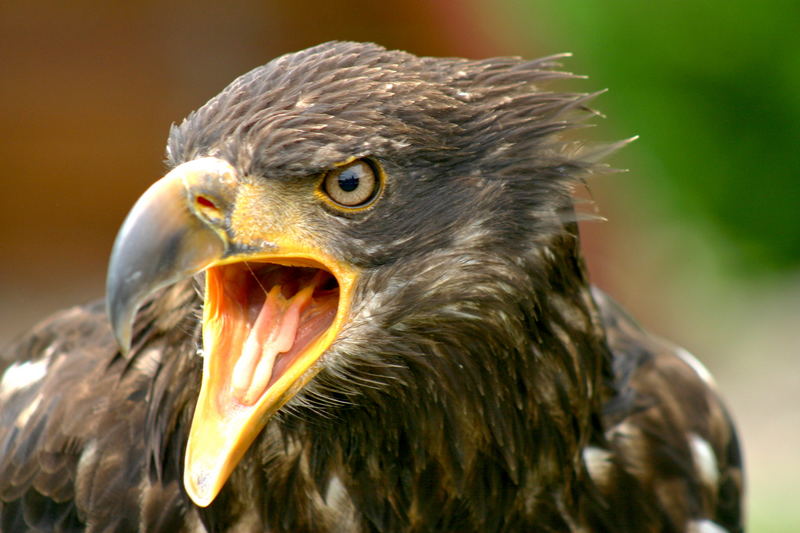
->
[203,261,340,409]
[183,255,355,505]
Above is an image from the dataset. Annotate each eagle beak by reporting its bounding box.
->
[107,157,232,352]
[106,157,357,508]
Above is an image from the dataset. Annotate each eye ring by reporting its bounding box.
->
[322,159,381,209]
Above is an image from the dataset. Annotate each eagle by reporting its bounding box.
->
[0,42,742,532]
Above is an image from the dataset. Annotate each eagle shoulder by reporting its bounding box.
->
[0,284,205,532]
[586,289,744,533]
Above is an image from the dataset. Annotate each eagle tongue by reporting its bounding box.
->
[230,281,315,405]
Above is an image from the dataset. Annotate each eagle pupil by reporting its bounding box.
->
[338,171,359,192]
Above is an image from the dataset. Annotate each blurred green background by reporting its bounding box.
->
[1,1,797,530]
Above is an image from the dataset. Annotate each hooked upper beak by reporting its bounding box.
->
[107,157,235,352]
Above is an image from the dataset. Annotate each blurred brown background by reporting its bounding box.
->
[1,1,797,530]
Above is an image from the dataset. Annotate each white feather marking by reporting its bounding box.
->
[132,348,163,378]
[324,475,346,505]
[676,347,717,387]
[687,519,728,533]
[582,446,613,487]
[0,359,48,399]
[15,393,42,427]
[77,439,99,480]
[452,218,493,249]
[606,421,648,477]
[688,433,719,489]
[389,138,410,150]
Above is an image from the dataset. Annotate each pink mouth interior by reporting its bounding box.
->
[205,262,339,407]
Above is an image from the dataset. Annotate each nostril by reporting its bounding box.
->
[196,195,217,210]
[195,195,223,221]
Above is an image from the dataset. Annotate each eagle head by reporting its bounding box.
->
[107,41,608,507]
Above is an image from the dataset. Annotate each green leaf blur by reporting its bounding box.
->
[509,0,800,275]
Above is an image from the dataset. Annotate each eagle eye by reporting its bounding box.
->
[322,159,380,208]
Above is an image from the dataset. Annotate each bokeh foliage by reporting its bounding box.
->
[506,0,800,275]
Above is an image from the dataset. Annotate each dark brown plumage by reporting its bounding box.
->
[0,42,742,532]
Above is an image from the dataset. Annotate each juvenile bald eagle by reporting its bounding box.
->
[0,42,742,532]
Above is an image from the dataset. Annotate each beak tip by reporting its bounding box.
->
[184,464,219,508]
[115,330,133,356]
[106,297,133,355]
